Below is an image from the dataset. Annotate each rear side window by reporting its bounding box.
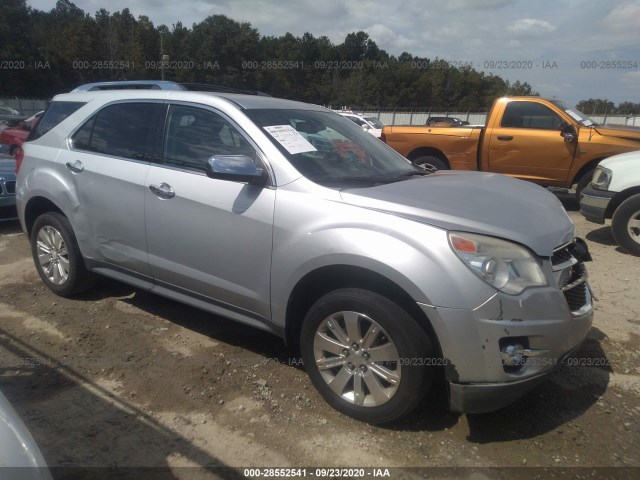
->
[71,103,161,161]
[28,101,85,141]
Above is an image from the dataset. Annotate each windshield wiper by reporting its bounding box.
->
[317,176,393,186]
[387,169,436,182]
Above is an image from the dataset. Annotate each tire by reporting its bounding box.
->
[413,155,448,171]
[31,212,96,296]
[611,194,640,256]
[575,169,594,200]
[300,288,435,424]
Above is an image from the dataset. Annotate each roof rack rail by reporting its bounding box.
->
[71,80,186,92]
[180,83,272,96]
[71,80,272,96]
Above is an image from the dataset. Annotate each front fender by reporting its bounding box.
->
[270,190,495,326]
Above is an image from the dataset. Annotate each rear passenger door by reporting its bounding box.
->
[62,101,163,276]
[144,103,275,320]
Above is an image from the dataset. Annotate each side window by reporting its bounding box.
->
[163,105,256,171]
[71,103,159,160]
[347,116,365,126]
[29,101,85,141]
[501,102,563,130]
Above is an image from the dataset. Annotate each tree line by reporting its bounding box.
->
[1,0,637,115]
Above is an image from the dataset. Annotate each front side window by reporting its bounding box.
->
[71,102,160,160]
[501,101,564,130]
[163,105,257,171]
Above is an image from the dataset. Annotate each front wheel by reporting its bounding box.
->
[575,169,595,200]
[300,288,434,424]
[611,194,640,256]
[31,212,96,296]
[413,155,448,171]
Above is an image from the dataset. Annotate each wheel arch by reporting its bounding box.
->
[571,158,603,187]
[608,187,640,218]
[284,264,442,357]
[23,196,65,239]
[407,147,449,167]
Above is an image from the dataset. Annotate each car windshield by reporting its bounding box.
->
[364,116,384,129]
[245,109,421,187]
[550,100,597,127]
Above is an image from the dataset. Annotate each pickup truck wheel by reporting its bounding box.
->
[300,288,434,424]
[414,155,448,171]
[31,213,96,297]
[611,194,640,256]
[575,170,594,199]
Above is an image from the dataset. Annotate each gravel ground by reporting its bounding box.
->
[0,193,638,479]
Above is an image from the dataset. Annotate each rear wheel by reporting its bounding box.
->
[300,288,434,424]
[611,194,640,256]
[413,155,448,171]
[31,213,96,296]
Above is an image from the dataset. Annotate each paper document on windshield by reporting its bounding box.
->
[264,125,318,154]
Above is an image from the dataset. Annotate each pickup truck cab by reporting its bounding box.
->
[382,97,640,196]
[580,150,640,255]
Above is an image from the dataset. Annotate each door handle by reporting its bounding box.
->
[497,135,513,141]
[65,160,84,173]
[149,182,175,199]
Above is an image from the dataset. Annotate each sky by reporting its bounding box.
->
[28,0,640,106]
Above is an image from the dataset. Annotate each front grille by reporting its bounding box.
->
[551,246,573,266]
[552,242,591,316]
[4,180,16,194]
[564,282,588,312]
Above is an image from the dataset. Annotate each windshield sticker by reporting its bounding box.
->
[263,125,318,155]
[565,109,583,122]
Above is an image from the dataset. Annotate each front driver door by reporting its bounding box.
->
[144,103,275,321]
[487,100,577,185]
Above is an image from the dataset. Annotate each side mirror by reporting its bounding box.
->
[361,124,371,131]
[561,124,577,143]
[205,155,267,186]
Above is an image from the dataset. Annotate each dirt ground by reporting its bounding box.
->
[0,192,639,479]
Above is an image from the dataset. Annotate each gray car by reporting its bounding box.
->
[0,389,52,479]
[16,88,594,423]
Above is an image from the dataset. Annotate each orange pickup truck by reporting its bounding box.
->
[381,97,640,196]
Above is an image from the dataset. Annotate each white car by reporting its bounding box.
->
[580,150,640,255]
[335,111,384,138]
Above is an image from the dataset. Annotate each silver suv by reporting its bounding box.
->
[16,88,594,423]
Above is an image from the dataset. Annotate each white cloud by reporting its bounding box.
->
[364,24,415,51]
[443,0,514,10]
[23,0,640,103]
[507,18,556,37]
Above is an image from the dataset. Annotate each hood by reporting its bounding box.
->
[0,156,16,179]
[594,124,640,142]
[600,149,640,169]
[340,171,574,257]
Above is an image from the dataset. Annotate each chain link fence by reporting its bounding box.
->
[343,107,632,126]
[0,98,50,117]
[2,98,636,126]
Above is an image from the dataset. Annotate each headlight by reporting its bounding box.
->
[448,232,547,295]
[591,166,612,190]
